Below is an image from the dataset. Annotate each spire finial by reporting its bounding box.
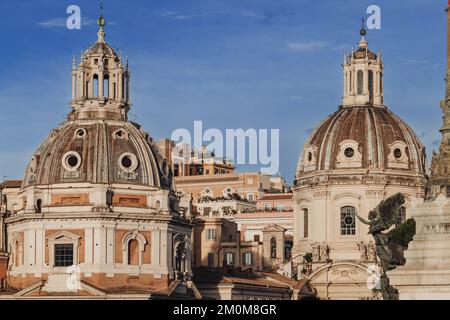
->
[360,18,367,37]
[97,1,106,42]
[98,0,106,28]
[358,18,368,49]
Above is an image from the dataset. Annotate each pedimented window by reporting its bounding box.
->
[336,140,362,168]
[113,129,129,140]
[303,145,318,172]
[388,141,409,169]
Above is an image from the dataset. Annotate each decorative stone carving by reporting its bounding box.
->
[367,241,377,263]
[311,242,320,263]
[319,242,330,263]
[357,241,368,263]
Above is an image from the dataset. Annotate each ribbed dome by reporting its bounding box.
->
[296,105,427,181]
[23,120,173,189]
[85,41,117,57]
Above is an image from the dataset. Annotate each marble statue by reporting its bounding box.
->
[311,242,320,263]
[319,242,329,263]
[357,241,368,263]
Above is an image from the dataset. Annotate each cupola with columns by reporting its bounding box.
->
[342,22,384,107]
[69,15,131,121]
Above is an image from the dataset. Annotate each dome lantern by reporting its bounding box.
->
[342,24,384,108]
[69,13,131,121]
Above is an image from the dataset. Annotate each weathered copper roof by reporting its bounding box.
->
[296,105,427,177]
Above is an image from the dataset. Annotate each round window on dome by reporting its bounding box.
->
[62,151,82,172]
[344,147,355,159]
[118,153,138,172]
[113,129,128,140]
[308,152,313,162]
[67,155,79,167]
[74,128,87,139]
[394,148,402,159]
[121,156,132,168]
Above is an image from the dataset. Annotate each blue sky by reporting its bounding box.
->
[0,0,446,183]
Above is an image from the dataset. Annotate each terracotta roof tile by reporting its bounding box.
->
[192,267,290,289]
[0,180,22,189]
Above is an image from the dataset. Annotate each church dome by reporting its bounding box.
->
[22,17,173,190]
[23,120,172,189]
[295,30,427,186]
[85,41,117,57]
[295,105,427,183]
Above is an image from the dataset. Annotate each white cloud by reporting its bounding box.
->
[240,11,265,20]
[161,11,200,20]
[38,17,96,28]
[287,41,331,52]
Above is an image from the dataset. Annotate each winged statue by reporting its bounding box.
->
[357,193,416,300]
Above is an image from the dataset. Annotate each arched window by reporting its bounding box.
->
[270,237,277,259]
[103,75,109,98]
[341,206,356,235]
[368,71,374,100]
[350,71,353,93]
[122,231,147,265]
[36,199,42,214]
[357,70,364,95]
[380,73,383,93]
[128,239,139,265]
[303,209,309,238]
[93,74,99,97]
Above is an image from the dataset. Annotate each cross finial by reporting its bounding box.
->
[98,0,106,28]
[360,18,367,37]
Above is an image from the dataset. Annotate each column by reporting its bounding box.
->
[72,72,76,100]
[118,72,123,100]
[151,228,161,267]
[99,73,104,99]
[93,227,101,265]
[106,228,114,265]
[126,75,130,101]
[85,228,93,265]
[35,229,44,269]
